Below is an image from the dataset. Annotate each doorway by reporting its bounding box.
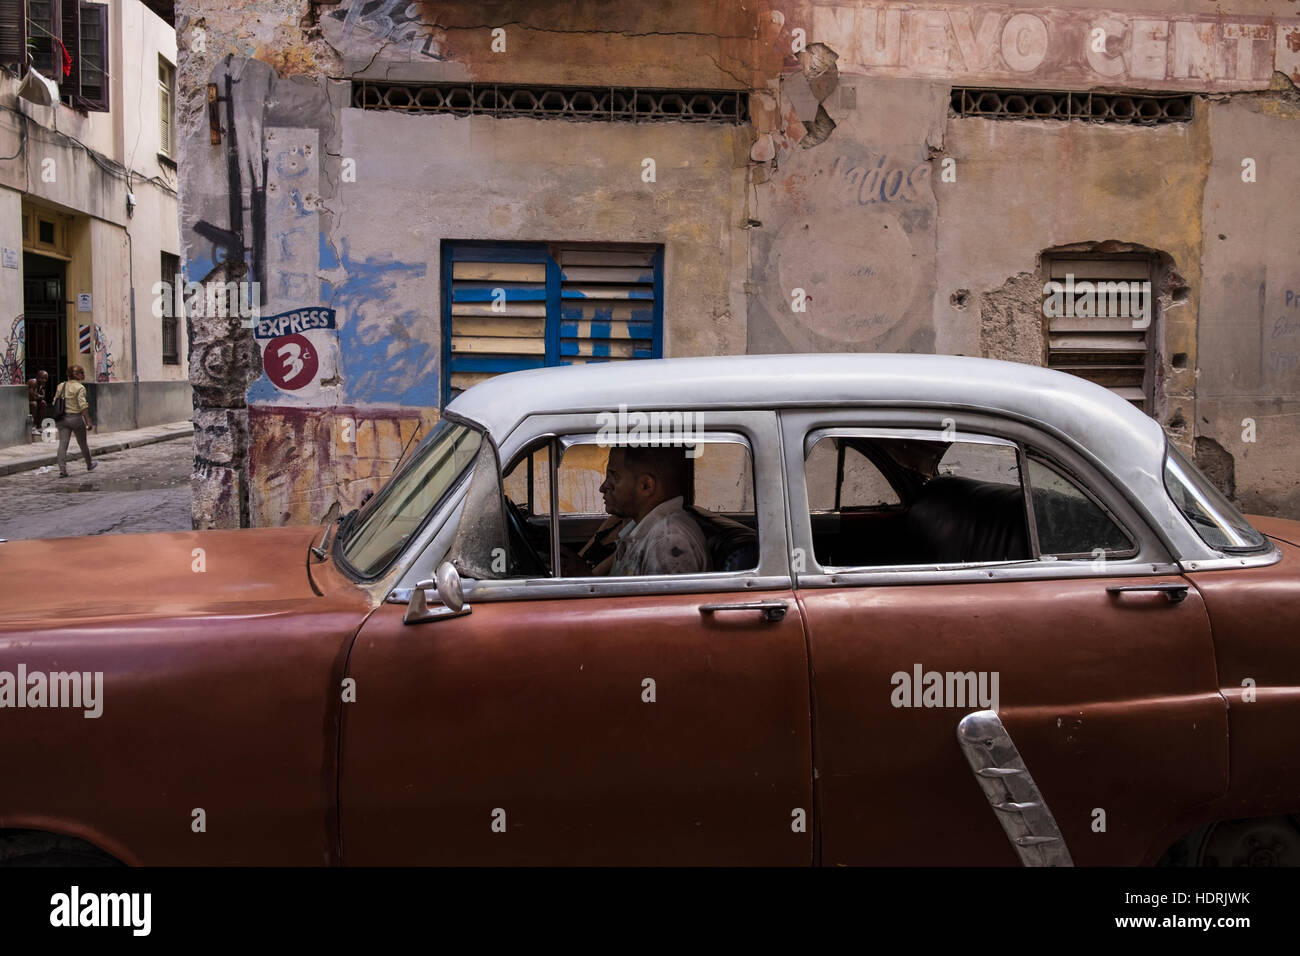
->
[23,253,67,407]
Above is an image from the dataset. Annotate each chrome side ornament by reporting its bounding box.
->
[957,710,1074,866]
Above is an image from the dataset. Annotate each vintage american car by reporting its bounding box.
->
[1,353,1297,867]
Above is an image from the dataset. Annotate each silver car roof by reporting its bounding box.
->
[444,353,1227,563]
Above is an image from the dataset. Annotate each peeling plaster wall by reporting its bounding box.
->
[1197,91,1300,518]
[749,75,947,355]
[175,0,1300,526]
[178,3,753,527]
[932,108,1211,440]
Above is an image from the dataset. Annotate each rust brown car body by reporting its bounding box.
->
[1,354,1296,866]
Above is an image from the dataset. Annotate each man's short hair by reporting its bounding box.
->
[618,445,691,500]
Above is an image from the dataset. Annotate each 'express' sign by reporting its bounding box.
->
[254,308,336,340]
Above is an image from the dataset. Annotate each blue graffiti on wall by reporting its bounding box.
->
[322,236,434,406]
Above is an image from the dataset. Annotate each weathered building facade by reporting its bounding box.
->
[0,0,189,446]
[173,0,1300,528]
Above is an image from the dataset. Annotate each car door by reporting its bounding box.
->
[782,409,1229,866]
[341,409,814,864]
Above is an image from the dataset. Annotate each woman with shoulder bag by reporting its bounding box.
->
[54,364,97,478]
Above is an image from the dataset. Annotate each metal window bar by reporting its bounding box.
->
[353,81,748,124]
[951,88,1192,125]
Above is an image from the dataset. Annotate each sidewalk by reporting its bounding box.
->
[0,421,194,477]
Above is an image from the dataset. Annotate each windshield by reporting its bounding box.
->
[1163,443,1266,552]
[339,420,483,578]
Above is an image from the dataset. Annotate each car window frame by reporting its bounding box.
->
[436,409,792,601]
[1022,449,1139,561]
[781,407,1178,588]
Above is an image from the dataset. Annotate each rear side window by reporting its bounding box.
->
[1164,444,1266,552]
[1027,457,1133,558]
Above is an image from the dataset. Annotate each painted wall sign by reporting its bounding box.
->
[78,324,91,354]
[809,2,1300,92]
[253,307,337,340]
[76,293,92,313]
[264,333,319,391]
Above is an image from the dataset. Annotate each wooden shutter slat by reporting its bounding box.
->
[553,248,655,268]
[450,317,546,337]
[1048,260,1151,280]
[559,266,656,284]
[450,302,547,318]
[452,261,546,282]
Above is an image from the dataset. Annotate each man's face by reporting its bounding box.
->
[37,371,47,384]
[600,448,646,519]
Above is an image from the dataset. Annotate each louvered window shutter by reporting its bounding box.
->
[446,256,549,392]
[0,0,28,73]
[1045,258,1153,412]
[556,246,658,365]
[159,60,173,155]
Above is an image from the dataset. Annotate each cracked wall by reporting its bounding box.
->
[175,0,1300,526]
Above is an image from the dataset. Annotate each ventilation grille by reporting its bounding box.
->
[353,82,748,123]
[556,246,657,364]
[952,88,1192,124]
[447,259,548,393]
[1044,258,1154,412]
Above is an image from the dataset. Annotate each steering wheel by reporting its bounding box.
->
[504,496,549,576]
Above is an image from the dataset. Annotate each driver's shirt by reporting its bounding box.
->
[609,496,711,577]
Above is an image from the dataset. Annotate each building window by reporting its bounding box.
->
[62,1,108,111]
[441,242,663,405]
[1042,256,1156,413]
[0,1,109,111]
[22,205,69,256]
[158,56,174,157]
[160,252,180,365]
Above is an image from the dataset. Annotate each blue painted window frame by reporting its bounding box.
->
[441,241,664,407]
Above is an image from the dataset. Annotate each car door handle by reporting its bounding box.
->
[1105,583,1189,603]
[699,601,787,623]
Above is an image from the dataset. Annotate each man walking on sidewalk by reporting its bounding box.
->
[55,365,97,478]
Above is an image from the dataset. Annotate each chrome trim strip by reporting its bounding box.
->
[956,710,1074,867]
[462,574,793,603]
[1181,541,1283,573]
[799,562,1182,588]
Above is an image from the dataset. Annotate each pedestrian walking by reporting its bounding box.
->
[54,365,97,478]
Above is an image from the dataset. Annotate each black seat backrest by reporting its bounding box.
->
[904,475,1030,564]
[686,506,759,572]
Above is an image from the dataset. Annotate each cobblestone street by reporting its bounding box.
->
[0,438,192,540]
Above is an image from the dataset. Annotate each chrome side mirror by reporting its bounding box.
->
[434,561,465,612]
[398,561,471,624]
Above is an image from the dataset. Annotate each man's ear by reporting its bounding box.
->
[636,472,657,498]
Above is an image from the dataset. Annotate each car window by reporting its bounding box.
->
[340,421,482,578]
[503,434,758,578]
[805,432,1030,568]
[1026,457,1134,558]
[1163,444,1266,552]
[806,438,900,511]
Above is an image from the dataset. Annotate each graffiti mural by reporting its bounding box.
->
[323,0,448,60]
[2,315,23,384]
[248,404,437,526]
[185,57,441,527]
[93,325,116,382]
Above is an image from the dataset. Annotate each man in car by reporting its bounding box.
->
[598,445,711,576]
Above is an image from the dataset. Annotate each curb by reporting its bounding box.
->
[0,426,194,478]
